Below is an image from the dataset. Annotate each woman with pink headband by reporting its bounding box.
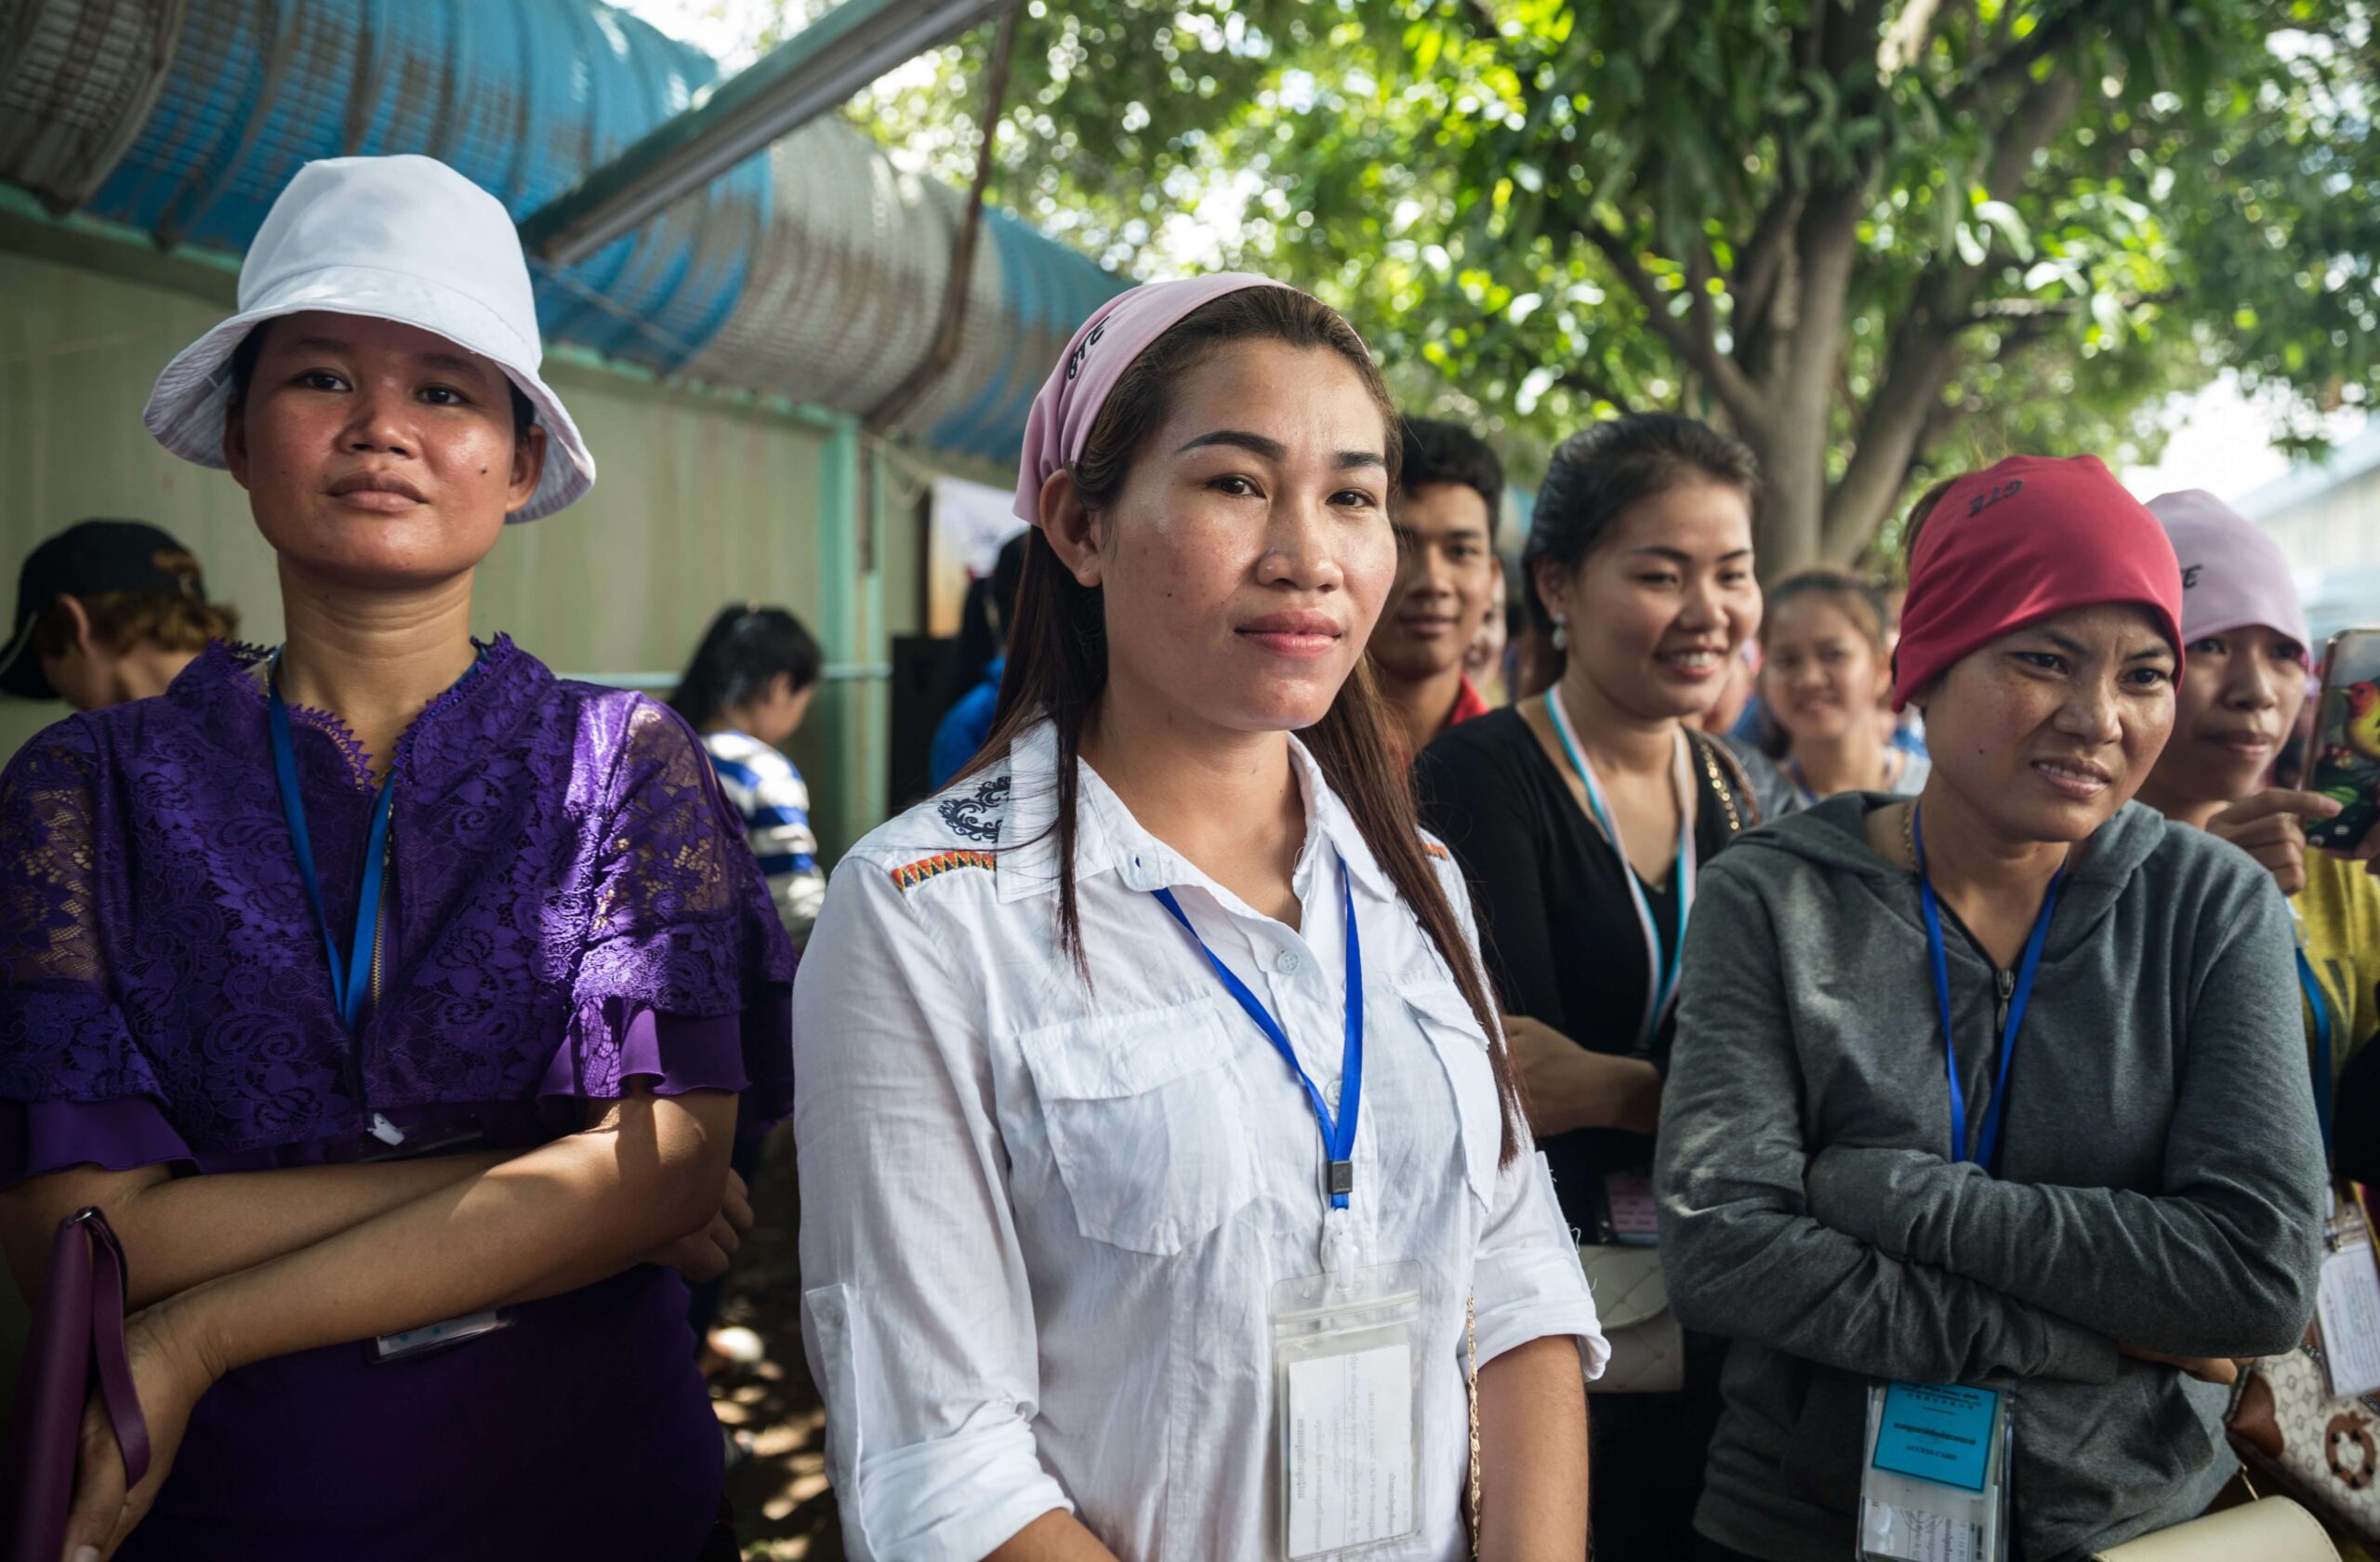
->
[791,277,1604,1559]
[2135,490,2378,1164]
[1658,456,2325,1561]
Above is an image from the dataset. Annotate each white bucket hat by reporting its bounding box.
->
[143,154,596,522]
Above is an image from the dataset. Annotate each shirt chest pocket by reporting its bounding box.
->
[1401,982,1501,1211]
[1014,997,1260,1256]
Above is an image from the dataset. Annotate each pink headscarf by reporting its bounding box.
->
[2146,489,2311,667]
[1011,272,1290,525]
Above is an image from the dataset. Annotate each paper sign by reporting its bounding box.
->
[1871,1383,1999,1494]
[2320,1241,2380,1399]
[1284,1342,1414,1559]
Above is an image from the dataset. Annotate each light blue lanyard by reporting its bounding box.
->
[1153,872,1363,1209]
[2298,948,2334,1160]
[268,661,393,1031]
[1541,691,1693,1052]
[1913,804,2062,1172]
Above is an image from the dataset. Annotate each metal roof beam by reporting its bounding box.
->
[520,0,1012,266]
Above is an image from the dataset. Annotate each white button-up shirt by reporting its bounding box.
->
[792,721,1605,1562]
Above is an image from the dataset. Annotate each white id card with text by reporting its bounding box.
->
[1858,1382,2011,1562]
[2319,1192,2380,1399]
[1271,1261,1422,1561]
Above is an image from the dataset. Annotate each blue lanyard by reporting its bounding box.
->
[1541,691,1694,1052]
[2298,947,2334,1160]
[268,663,394,1031]
[1913,805,2062,1172]
[1153,871,1363,1209]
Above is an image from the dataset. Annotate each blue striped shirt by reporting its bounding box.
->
[701,728,826,950]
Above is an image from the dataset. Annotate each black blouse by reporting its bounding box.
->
[1414,706,1760,1233]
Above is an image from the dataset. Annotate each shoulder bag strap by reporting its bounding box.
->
[1688,731,1753,833]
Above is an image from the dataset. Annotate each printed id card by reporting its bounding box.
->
[1858,1382,2011,1562]
[2318,1187,2380,1399]
[1271,1261,1422,1561]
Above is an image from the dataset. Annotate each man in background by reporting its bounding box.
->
[3,519,236,710]
[1368,417,1504,758]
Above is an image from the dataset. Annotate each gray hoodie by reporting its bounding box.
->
[1655,795,2325,1562]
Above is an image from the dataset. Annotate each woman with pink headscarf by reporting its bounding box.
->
[789,277,1604,1560]
[2135,490,2379,1168]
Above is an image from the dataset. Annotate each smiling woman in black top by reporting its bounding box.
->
[1415,412,1786,1558]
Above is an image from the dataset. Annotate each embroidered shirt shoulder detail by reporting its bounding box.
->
[891,849,998,892]
[937,773,1012,843]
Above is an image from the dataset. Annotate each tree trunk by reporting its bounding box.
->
[1752,179,1867,580]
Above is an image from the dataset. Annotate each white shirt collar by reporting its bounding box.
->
[996,719,1399,908]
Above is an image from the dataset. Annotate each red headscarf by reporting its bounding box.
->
[1891,454,2184,709]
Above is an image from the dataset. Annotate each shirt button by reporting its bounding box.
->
[1275,949,1302,975]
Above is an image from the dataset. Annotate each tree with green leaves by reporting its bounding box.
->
[709,0,2376,571]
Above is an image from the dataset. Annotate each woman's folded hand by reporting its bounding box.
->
[636,1166,753,1284]
[60,1290,228,1562]
[2118,1341,2246,1385]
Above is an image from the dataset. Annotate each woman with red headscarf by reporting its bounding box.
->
[1655,456,2326,1562]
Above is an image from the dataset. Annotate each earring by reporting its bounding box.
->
[1550,612,1568,652]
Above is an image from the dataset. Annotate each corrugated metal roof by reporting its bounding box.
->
[0,0,1128,461]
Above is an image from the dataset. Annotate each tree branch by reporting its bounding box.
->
[1582,219,1764,430]
[1947,0,2103,119]
[1819,64,2087,559]
[1958,286,2176,329]
[1556,364,1632,411]
[1857,316,2064,566]
[1982,71,2082,194]
[1685,238,1726,365]
[1732,185,1807,337]
[1821,328,1964,561]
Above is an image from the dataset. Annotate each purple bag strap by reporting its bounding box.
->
[3,1206,152,1562]
[78,1211,152,1488]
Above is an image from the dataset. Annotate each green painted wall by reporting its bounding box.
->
[0,219,946,859]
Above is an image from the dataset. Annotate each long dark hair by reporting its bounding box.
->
[668,604,824,730]
[1522,413,1763,676]
[966,285,1527,1161]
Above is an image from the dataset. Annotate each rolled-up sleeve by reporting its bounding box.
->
[793,857,1071,1561]
[1474,1145,1607,1378]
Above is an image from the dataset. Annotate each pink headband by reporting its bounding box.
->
[2146,489,2312,667]
[1011,272,1290,525]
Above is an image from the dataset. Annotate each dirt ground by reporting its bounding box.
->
[711,1126,846,1561]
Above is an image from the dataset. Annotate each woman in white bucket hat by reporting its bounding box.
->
[0,155,789,1561]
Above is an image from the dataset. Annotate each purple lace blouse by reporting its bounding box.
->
[0,637,795,1560]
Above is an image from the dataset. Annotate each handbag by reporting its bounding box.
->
[2090,1496,2338,1561]
[2226,1193,2380,1547]
[4,1206,151,1562]
[1579,1243,1684,1394]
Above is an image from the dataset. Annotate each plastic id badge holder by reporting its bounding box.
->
[367,1309,512,1365]
[1858,1382,2012,1562]
[1271,1260,1423,1561]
